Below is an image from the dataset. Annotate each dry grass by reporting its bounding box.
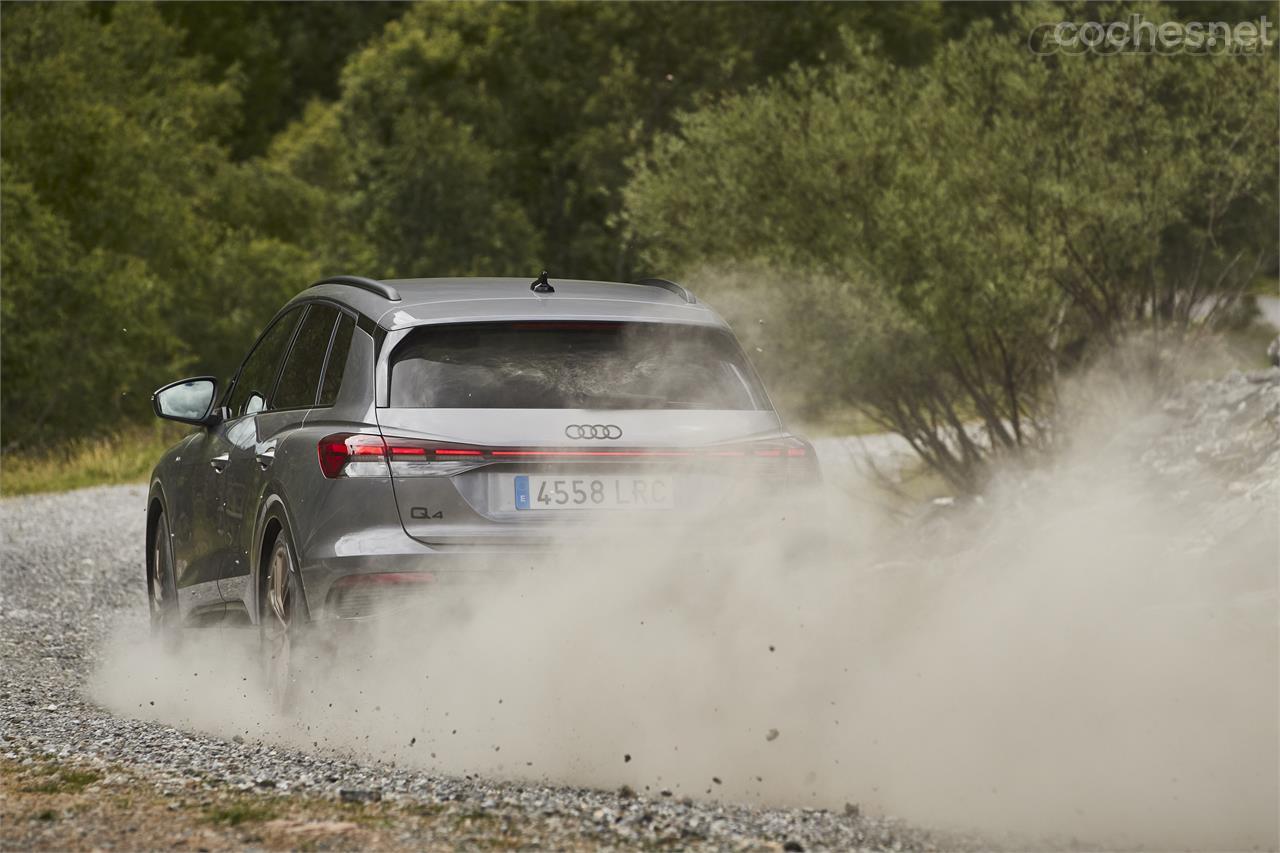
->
[0,424,187,497]
[0,756,619,851]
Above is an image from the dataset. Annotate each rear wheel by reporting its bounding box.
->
[260,527,307,712]
[149,511,180,640]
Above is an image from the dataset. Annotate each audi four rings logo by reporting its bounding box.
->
[565,424,623,440]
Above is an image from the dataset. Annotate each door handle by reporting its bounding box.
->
[256,446,276,470]
[210,452,230,473]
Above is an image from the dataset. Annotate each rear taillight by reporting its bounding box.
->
[317,433,392,478]
[320,433,820,481]
[319,434,493,478]
[721,435,820,483]
[384,441,492,477]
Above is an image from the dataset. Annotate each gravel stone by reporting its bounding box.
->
[1,483,977,851]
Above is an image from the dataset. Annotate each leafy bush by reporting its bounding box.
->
[626,11,1278,490]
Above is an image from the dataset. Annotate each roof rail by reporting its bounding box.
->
[632,277,696,304]
[309,275,401,302]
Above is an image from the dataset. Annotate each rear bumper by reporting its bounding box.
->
[296,480,826,620]
[301,547,525,621]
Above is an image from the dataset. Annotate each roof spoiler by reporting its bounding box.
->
[308,275,401,302]
[632,277,696,304]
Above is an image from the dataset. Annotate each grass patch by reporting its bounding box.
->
[20,767,101,795]
[0,423,187,497]
[337,800,396,828]
[406,802,448,818]
[204,799,280,827]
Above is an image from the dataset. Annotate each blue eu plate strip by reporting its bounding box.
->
[514,475,530,510]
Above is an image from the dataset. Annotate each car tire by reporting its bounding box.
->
[260,524,309,713]
[149,510,181,642]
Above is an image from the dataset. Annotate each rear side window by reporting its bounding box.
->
[273,304,340,410]
[318,313,356,407]
[389,321,768,410]
[227,308,302,418]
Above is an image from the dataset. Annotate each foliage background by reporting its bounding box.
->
[2,1,1276,489]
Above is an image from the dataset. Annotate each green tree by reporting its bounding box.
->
[1,163,175,442]
[271,2,902,282]
[156,2,407,159]
[625,7,1278,491]
[1,3,320,447]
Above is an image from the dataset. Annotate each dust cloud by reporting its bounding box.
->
[92,361,1278,851]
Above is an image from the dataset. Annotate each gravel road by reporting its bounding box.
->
[8,367,1274,850]
[1,484,964,851]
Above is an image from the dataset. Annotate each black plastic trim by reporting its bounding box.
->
[632,277,696,304]
[309,275,401,302]
[312,309,343,408]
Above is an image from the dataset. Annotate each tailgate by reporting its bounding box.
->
[376,408,788,545]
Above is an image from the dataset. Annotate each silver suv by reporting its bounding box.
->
[147,274,816,682]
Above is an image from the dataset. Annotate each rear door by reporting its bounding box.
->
[375,321,796,546]
[220,303,344,604]
[212,307,303,597]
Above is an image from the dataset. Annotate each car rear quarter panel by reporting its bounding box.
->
[239,420,407,621]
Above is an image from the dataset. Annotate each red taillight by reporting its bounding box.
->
[389,445,426,457]
[490,449,692,457]
[725,436,820,482]
[378,439,495,477]
[318,434,389,478]
[321,434,819,481]
[317,438,350,478]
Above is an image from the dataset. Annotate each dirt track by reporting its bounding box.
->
[0,483,964,852]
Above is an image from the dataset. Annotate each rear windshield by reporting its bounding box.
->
[389,321,768,410]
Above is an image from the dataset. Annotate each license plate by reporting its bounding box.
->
[514,475,674,511]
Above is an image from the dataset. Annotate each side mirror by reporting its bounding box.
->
[152,376,221,426]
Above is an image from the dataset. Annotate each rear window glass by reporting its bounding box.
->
[389,322,768,410]
[273,304,339,410]
[318,313,355,407]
